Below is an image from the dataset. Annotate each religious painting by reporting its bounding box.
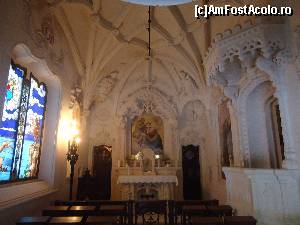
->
[131,113,164,155]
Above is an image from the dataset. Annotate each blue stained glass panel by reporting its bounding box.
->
[19,76,47,179]
[0,64,24,181]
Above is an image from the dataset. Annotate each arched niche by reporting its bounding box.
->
[11,43,61,185]
[218,100,234,178]
[245,80,283,168]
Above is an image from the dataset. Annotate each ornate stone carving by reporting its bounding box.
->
[205,19,286,83]
[204,17,300,168]
[23,0,64,68]
[118,87,178,123]
[178,70,199,97]
[90,127,114,146]
[180,129,202,146]
[69,87,82,122]
[95,71,118,102]
[179,100,206,147]
[83,71,118,112]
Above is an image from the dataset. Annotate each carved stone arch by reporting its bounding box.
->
[255,57,300,169]
[10,43,61,185]
[236,70,272,166]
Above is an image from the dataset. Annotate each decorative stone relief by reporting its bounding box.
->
[69,86,82,121]
[23,0,64,69]
[180,129,202,146]
[204,17,300,169]
[94,71,118,103]
[204,19,286,83]
[90,127,114,146]
[83,71,118,112]
[178,70,199,97]
[179,100,207,147]
[118,86,178,124]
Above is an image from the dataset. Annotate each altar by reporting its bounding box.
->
[117,175,178,200]
[116,147,179,200]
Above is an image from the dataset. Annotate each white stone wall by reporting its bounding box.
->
[0,0,81,224]
[223,167,300,225]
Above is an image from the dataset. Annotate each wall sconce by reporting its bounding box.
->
[66,119,80,200]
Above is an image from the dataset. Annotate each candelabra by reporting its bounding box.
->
[66,120,80,200]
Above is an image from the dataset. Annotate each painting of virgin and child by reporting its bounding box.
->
[131,113,164,155]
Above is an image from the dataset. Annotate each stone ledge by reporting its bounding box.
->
[0,180,57,211]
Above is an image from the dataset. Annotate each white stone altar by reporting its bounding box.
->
[117,175,178,200]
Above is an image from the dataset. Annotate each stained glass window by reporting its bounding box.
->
[0,61,47,183]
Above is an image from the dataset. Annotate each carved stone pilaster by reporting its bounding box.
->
[256,56,300,169]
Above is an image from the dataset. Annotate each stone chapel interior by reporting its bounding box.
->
[0,0,300,225]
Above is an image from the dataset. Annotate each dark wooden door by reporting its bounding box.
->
[182,145,201,200]
[93,145,112,200]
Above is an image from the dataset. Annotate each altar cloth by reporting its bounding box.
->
[117,175,178,186]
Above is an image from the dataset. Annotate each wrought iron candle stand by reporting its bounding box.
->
[67,139,79,200]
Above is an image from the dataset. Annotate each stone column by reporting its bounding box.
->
[227,101,243,167]
[273,84,300,169]
[114,116,127,162]
[256,56,300,169]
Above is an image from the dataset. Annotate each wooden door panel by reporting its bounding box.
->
[182,145,201,200]
[93,145,112,200]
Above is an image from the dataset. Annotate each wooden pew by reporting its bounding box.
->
[54,200,127,207]
[224,216,257,225]
[182,205,233,225]
[190,217,222,225]
[206,205,233,217]
[173,200,219,225]
[16,216,50,225]
[44,201,130,225]
[48,216,83,225]
[42,206,71,217]
[85,216,120,225]
[134,200,168,225]
[53,200,130,222]
[186,216,257,225]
